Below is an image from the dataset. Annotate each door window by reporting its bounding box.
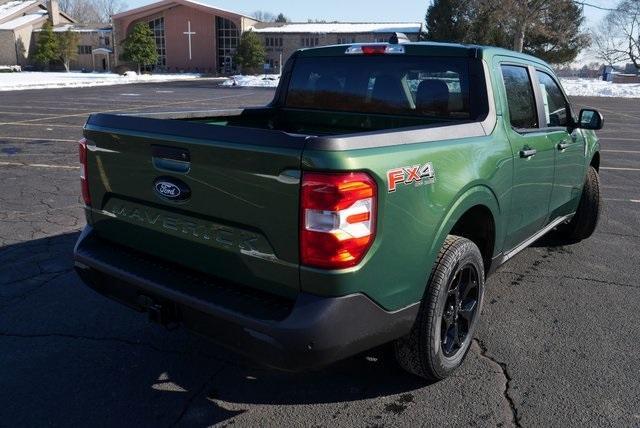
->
[536,71,569,127]
[501,65,538,129]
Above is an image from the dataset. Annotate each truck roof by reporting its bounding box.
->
[296,41,551,69]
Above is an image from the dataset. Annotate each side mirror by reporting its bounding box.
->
[578,109,604,130]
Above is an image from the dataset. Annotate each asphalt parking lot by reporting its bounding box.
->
[0,81,638,427]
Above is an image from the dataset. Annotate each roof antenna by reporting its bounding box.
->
[389,32,410,44]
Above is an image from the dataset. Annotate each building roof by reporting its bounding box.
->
[0,0,75,30]
[0,0,38,22]
[0,10,45,30]
[250,22,424,34]
[113,0,257,21]
[50,23,111,32]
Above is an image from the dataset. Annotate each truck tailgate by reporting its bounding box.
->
[83,114,306,298]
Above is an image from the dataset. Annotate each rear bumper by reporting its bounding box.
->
[73,226,419,371]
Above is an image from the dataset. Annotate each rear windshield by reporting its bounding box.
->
[285,55,487,120]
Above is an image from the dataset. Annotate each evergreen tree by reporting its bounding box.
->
[523,0,590,64]
[57,30,79,72]
[33,21,59,70]
[424,0,589,64]
[122,23,158,74]
[275,13,289,23]
[425,0,472,43]
[233,30,266,74]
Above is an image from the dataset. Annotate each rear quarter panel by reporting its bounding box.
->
[300,129,514,311]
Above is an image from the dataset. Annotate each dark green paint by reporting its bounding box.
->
[82,42,600,311]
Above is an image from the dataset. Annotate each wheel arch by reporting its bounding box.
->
[590,151,600,171]
[429,185,502,277]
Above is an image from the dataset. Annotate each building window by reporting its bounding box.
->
[147,17,166,69]
[216,17,239,74]
[301,37,319,47]
[77,45,92,55]
[337,36,356,45]
[265,37,283,48]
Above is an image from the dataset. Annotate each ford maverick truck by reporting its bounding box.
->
[74,39,603,380]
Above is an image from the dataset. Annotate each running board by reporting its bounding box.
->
[498,214,574,266]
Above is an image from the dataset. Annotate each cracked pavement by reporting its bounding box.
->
[0,83,639,426]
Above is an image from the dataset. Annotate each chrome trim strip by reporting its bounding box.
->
[500,214,574,264]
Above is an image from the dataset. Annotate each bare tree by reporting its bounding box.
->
[95,0,127,23]
[59,0,126,23]
[252,10,276,22]
[593,0,640,68]
[59,0,100,23]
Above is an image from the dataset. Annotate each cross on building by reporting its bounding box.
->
[183,20,196,61]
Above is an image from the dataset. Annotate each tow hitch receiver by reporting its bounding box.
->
[138,295,178,327]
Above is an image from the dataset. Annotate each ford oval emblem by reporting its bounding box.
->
[153,177,191,201]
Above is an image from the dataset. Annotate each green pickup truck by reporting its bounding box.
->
[74,39,603,380]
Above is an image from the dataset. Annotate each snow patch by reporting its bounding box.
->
[0,1,37,21]
[560,78,640,98]
[221,75,280,88]
[0,72,201,91]
[0,65,21,72]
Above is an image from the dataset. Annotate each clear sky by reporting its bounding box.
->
[123,0,617,28]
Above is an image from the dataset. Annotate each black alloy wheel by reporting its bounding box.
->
[441,263,480,357]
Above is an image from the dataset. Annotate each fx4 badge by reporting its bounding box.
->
[387,162,436,192]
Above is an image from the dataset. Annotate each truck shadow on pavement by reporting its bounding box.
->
[0,232,429,425]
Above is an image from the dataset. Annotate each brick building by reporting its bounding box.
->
[112,0,258,74]
[1,0,424,74]
[0,0,114,71]
[111,0,423,74]
[0,0,73,66]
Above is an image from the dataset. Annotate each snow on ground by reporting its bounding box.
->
[0,71,201,91]
[560,78,640,98]
[221,74,280,88]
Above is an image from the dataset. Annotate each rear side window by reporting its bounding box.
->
[285,56,486,120]
[536,71,569,127]
[501,65,538,129]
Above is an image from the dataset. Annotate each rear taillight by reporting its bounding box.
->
[79,138,91,206]
[300,172,377,269]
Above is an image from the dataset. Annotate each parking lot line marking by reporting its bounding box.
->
[0,161,79,169]
[600,167,640,171]
[598,137,638,141]
[0,104,93,111]
[601,150,640,154]
[0,122,80,128]
[0,136,77,142]
[0,92,256,126]
[604,198,640,203]
[0,111,66,116]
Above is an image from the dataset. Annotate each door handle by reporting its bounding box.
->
[151,145,191,173]
[520,148,537,158]
[557,141,570,151]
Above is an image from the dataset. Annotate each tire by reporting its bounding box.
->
[559,166,602,241]
[394,235,485,381]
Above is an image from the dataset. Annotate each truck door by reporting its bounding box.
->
[500,64,555,250]
[534,70,586,218]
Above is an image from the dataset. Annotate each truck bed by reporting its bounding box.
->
[130,106,465,137]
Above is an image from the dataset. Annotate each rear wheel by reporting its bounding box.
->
[394,235,485,380]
